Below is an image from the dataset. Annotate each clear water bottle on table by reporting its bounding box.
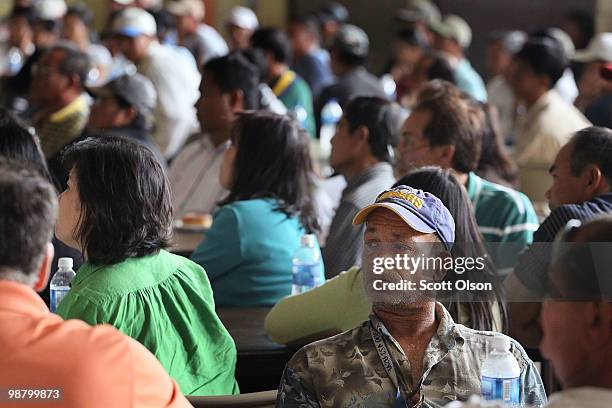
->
[292,234,324,295]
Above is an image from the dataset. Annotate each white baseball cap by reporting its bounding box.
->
[112,7,157,37]
[112,0,135,5]
[167,0,205,21]
[431,14,472,49]
[226,6,258,30]
[34,0,67,21]
[573,32,612,63]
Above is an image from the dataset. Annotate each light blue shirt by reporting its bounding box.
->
[192,198,323,307]
[456,59,488,102]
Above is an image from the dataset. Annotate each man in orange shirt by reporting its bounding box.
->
[0,159,191,408]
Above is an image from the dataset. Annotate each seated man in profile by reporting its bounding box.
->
[0,160,189,408]
[276,186,546,407]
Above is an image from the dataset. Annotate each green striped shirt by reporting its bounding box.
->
[466,172,539,272]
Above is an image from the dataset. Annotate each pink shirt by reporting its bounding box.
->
[0,280,191,408]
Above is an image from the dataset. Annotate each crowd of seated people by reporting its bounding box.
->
[0,0,611,407]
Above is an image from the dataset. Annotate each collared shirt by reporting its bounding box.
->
[514,90,591,215]
[276,303,547,408]
[34,94,89,159]
[514,192,612,295]
[322,162,395,278]
[169,136,229,217]
[466,172,539,273]
[138,42,201,159]
[0,280,190,407]
[456,59,488,103]
[56,250,239,396]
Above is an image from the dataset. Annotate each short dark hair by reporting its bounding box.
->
[49,42,91,91]
[425,54,456,84]
[222,111,319,233]
[333,48,366,67]
[552,216,612,301]
[203,52,259,110]
[66,4,94,26]
[10,5,35,25]
[395,27,428,49]
[570,126,612,186]
[251,28,292,64]
[62,136,172,265]
[0,159,57,278]
[0,108,50,180]
[290,15,321,43]
[415,80,482,173]
[344,97,405,163]
[514,38,567,89]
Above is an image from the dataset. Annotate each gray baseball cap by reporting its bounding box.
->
[333,24,369,59]
[89,73,157,114]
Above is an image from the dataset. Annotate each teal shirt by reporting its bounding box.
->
[273,71,316,137]
[466,172,539,271]
[192,198,323,307]
[56,250,239,396]
[456,59,488,102]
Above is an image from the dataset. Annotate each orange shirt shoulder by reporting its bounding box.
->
[0,280,190,408]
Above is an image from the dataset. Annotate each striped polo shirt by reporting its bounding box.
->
[514,193,612,295]
[466,172,539,273]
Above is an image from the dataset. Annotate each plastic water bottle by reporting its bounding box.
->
[50,257,76,313]
[481,336,521,405]
[292,234,324,295]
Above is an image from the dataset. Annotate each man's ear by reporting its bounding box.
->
[588,301,612,347]
[433,144,455,169]
[33,242,54,292]
[353,125,370,150]
[119,106,138,124]
[228,89,245,113]
[583,165,605,195]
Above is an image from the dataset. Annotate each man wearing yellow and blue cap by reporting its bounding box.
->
[277,186,546,408]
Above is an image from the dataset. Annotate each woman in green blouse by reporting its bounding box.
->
[55,136,238,396]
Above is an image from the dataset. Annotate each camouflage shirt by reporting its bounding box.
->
[276,303,546,408]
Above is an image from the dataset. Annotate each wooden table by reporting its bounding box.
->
[170,230,205,257]
[217,308,297,393]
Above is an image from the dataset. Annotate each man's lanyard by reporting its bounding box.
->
[368,320,424,408]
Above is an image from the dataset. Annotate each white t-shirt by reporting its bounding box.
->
[138,42,201,159]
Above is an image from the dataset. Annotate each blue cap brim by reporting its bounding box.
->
[116,28,145,38]
[353,202,436,234]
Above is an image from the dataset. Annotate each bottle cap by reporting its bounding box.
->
[489,335,511,352]
[58,257,73,269]
[300,234,316,247]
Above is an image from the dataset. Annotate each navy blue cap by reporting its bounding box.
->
[353,185,455,250]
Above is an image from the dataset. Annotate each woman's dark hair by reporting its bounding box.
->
[221,111,319,233]
[394,166,509,332]
[475,103,518,188]
[62,135,172,265]
[0,108,51,181]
